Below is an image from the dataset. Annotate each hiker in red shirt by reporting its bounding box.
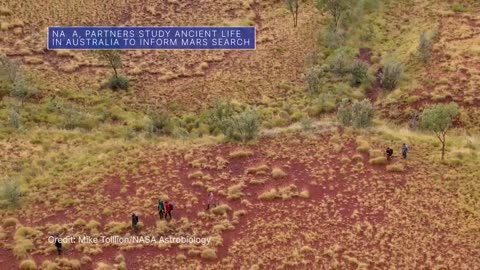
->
[164,201,173,220]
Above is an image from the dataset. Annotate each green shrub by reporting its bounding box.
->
[207,100,235,135]
[381,60,403,90]
[336,99,373,128]
[451,4,467,12]
[310,93,336,116]
[146,112,174,136]
[305,65,324,95]
[301,116,314,132]
[328,47,355,75]
[0,178,22,209]
[350,60,369,86]
[362,0,379,13]
[320,26,346,49]
[418,32,433,63]
[336,99,353,127]
[359,24,375,42]
[0,55,20,83]
[351,99,374,128]
[225,109,260,143]
[61,108,95,131]
[108,75,129,91]
[11,74,37,105]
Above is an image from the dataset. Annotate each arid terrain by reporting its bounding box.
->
[0,0,479,269]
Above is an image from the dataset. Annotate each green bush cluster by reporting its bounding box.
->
[381,60,403,91]
[0,178,22,209]
[108,75,129,91]
[305,65,325,95]
[145,112,174,136]
[224,109,260,143]
[336,98,374,128]
[207,101,235,135]
[328,47,355,75]
[350,60,370,86]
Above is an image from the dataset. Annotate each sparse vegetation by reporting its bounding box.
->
[337,99,374,128]
[420,102,459,160]
[380,60,403,91]
[19,259,37,270]
[0,0,478,269]
[224,109,260,143]
[272,167,287,179]
[0,178,22,208]
[108,75,129,91]
[418,32,433,64]
[350,60,370,86]
[315,0,355,31]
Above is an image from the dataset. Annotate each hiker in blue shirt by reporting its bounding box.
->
[402,143,409,159]
[158,200,165,219]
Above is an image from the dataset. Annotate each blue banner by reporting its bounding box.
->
[47,26,256,50]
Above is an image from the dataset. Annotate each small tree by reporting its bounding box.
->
[284,0,300,27]
[420,103,459,160]
[94,50,129,90]
[95,50,122,78]
[315,0,354,32]
[11,74,36,106]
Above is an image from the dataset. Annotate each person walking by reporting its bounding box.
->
[164,201,173,220]
[206,191,216,210]
[386,147,393,161]
[402,143,409,159]
[54,234,62,255]
[131,213,139,232]
[158,200,165,219]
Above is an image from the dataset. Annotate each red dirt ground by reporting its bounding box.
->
[2,130,477,269]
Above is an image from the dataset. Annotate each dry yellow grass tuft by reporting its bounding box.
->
[19,259,37,270]
[246,164,270,175]
[188,171,204,179]
[369,156,388,165]
[13,239,34,258]
[356,139,370,153]
[229,150,253,159]
[259,185,308,201]
[386,163,405,172]
[272,167,287,179]
[211,204,231,215]
[201,248,217,260]
[3,217,19,228]
[227,183,245,199]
